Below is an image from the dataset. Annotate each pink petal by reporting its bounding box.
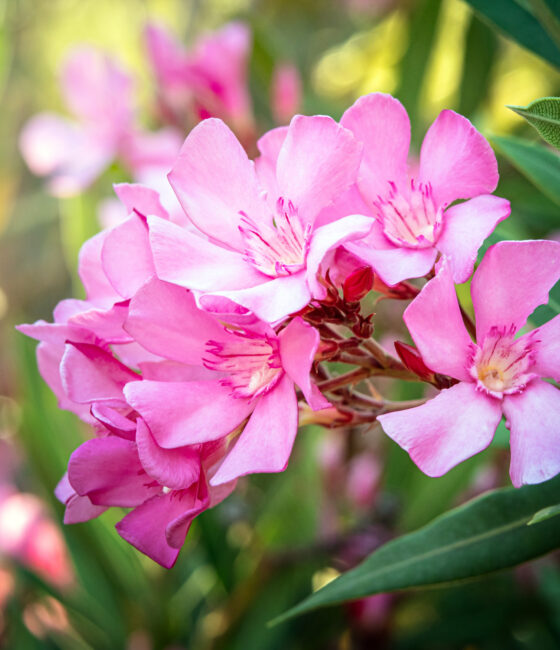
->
[210,271,311,323]
[68,301,132,344]
[471,240,560,342]
[504,380,560,487]
[314,183,372,229]
[68,437,158,507]
[276,115,362,224]
[403,261,473,381]
[254,126,288,199]
[279,317,330,410]
[136,418,201,490]
[61,342,139,405]
[113,182,169,220]
[101,214,155,299]
[167,118,264,248]
[124,380,253,448]
[116,484,208,568]
[532,314,560,382]
[61,46,133,131]
[437,195,511,283]
[120,128,182,173]
[148,216,264,291]
[125,277,226,365]
[346,240,437,286]
[90,404,136,439]
[379,382,502,476]
[55,474,107,524]
[271,63,302,124]
[19,114,114,196]
[306,214,373,296]
[419,110,498,207]
[210,374,298,485]
[78,231,120,308]
[340,93,410,204]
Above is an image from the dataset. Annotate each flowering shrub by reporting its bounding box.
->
[19,86,560,569]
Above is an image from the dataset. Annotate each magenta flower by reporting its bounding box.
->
[379,240,560,487]
[20,46,181,196]
[145,22,255,143]
[149,115,372,322]
[123,277,330,485]
[339,93,511,285]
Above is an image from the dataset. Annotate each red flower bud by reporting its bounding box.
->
[343,266,373,302]
[373,275,419,300]
[394,340,434,381]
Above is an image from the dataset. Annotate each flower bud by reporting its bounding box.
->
[394,340,434,381]
[343,266,374,302]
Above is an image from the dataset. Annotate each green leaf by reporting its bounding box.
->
[462,0,560,68]
[528,503,560,525]
[271,475,560,624]
[491,134,560,206]
[508,97,560,148]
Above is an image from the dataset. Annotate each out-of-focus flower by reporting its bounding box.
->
[339,93,510,285]
[19,46,182,196]
[379,240,560,486]
[145,22,255,147]
[271,63,302,125]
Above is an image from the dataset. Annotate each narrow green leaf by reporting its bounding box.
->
[271,476,560,624]
[528,503,560,525]
[462,0,560,68]
[508,97,560,148]
[491,134,560,206]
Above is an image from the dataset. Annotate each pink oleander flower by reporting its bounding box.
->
[145,22,255,146]
[149,115,372,322]
[338,93,511,286]
[271,62,302,125]
[20,46,181,196]
[379,240,560,487]
[123,277,330,485]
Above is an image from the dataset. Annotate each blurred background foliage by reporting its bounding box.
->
[1,0,560,648]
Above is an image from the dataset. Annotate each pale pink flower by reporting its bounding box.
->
[271,63,302,125]
[145,22,255,143]
[20,46,181,196]
[338,93,511,285]
[379,240,560,487]
[123,277,330,485]
[150,115,372,322]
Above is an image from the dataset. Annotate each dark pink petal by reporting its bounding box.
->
[419,110,498,207]
[113,182,169,220]
[124,380,253,448]
[167,118,264,248]
[55,474,107,524]
[279,317,330,410]
[148,216,264,291]
[276,115,362,224]
[125,277,226,365]
[437,195,511,283]
[136,419,201,490]
[68,437,158,507]
[210,374,298,485]
[340,93,410,204]
[379,382,502,476]
[101,214,155,298]
[532,314,560,382]
[471,240,560,342]
[165,480,209,548]
[116,484,207,568]
[210,271,311,323]
[504,380,560,487]
[61,342,139,405]
[346,240,437,287]
[306,215,373,296]
[403,262,473,381]
[90,404,136,439]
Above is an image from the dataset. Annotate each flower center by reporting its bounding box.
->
[375,180,443,249]
[469,327,537,399]
[239,198,311,277]
[204,328,282,400]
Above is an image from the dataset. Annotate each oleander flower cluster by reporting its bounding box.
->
[19,92,560,567]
